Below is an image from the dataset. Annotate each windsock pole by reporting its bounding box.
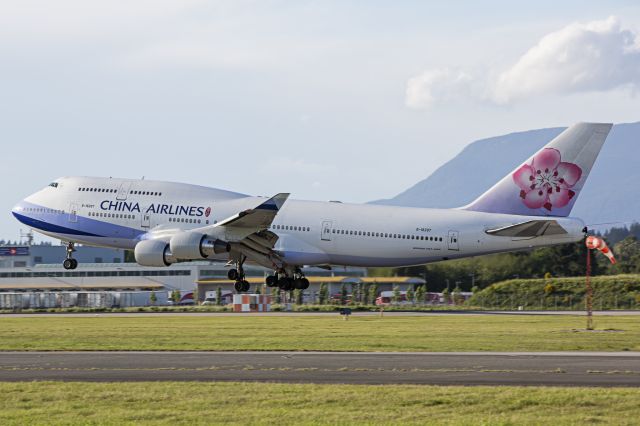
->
[584,236,616,330]
[585,248,593,330]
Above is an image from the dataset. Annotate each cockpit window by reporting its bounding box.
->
[48,182,58,188]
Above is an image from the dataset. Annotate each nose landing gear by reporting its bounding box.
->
[62,242,78,270]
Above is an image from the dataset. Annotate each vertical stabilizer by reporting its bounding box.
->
[463,122,612,217]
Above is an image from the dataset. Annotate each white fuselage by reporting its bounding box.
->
[12,177,585,268]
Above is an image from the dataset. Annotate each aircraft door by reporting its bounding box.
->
[116,182,131,201]
[447,230,459,251]
[141,212,151,228]
[68,203,79,223]
[321,220,333,241]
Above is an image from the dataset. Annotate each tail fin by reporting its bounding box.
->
[463,122,612,217]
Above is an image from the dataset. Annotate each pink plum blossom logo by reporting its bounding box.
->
[512,148,582,211]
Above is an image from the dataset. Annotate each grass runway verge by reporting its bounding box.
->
[0,314,638,351]
[0,381,639,425]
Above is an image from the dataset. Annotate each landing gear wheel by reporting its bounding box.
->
[266,275,277,287]
[234,280,251,292]
[300,277,309,290]
[278,277,294,291]
[227,269,239,281]
[63,242,77,270]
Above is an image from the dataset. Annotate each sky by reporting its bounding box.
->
[1,0,640,242]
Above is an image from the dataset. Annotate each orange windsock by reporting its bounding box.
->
[585,236,616,264]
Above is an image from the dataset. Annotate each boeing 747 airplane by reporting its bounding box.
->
[12,123,612,292]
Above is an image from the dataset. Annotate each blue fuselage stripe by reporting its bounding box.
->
[12,212,103,237]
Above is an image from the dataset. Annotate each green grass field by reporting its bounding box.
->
[0,381,638,425]
[0,314,638,351]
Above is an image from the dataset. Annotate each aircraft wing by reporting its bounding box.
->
[485,220,568,238]
[200,193,290,268]
[146,193,290,269]
[215,193,289,228]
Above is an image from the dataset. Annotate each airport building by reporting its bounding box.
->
[0,240,424,308]
[0,241,125,268]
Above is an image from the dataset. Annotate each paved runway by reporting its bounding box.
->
[0,351,638,387]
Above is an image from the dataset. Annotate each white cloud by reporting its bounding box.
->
[406,16,640,108]
[405,68,475,108]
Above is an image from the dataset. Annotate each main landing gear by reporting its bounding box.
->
[62,242,78,270]
[229,256,250,292]
[265,268,309,291]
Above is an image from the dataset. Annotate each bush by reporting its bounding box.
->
[467,274,640,310]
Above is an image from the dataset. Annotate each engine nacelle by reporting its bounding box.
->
[134,239,176,267]
[169,231,230,260]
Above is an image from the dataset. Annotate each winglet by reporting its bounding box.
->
[256,193,290,211]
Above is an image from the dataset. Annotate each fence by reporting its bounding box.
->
[0,291,169,309]
[467,293,640,310]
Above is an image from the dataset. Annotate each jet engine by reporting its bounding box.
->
[169,231,230,260]
[134,239,176,267]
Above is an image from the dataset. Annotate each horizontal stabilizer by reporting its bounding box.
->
[485,220,568,238]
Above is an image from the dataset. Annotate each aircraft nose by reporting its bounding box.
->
[12,201,26,221]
